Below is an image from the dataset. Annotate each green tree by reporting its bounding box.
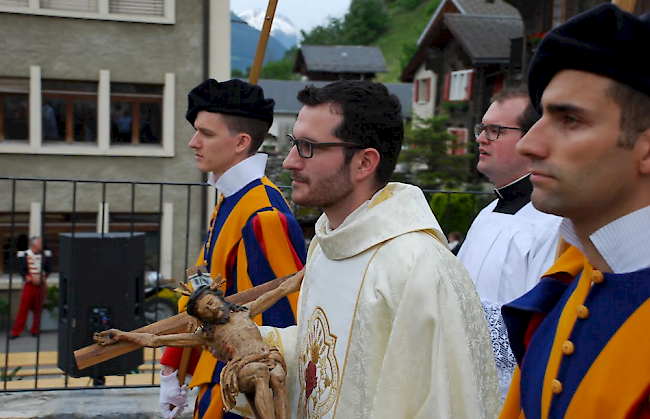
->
[301,17,346,45]
[429,192,487,235]
[343,0,389,45]
[399,41,418,71]
[231,68,247,79]
[301,0,388,46]
[260,59,299,80]
[399,115,473,189]
[260,47,301,80]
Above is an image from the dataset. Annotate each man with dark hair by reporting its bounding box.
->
[10,236,51,339]
[227,79,500,419]
[499,5,650,418]
[158,78,306,419]
[457,87,561,400]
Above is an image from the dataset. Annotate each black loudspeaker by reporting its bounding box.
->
[57,232,146,379]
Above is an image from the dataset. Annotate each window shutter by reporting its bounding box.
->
[493,73,504,95]
[425,78,431,102]
[40,0,98,12]
[0,0,29,7]
[414,79,420,103]
[443,74,451,101]
[109,0,164,16]
[464,70,474,101]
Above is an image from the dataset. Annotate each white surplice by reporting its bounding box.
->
[251,183,500,419]
[457,198,561,400]
[457,200,561,305]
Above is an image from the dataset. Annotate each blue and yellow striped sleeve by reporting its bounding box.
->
[238,208,306,327]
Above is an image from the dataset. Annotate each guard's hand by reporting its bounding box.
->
[159,369,188,419]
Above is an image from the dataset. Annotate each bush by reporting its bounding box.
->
[44,285,58,312]
[430,192,491,235]
[0,297,8,316]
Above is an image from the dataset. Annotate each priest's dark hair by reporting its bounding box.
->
[297,80,404,186]
[491,85,540,133]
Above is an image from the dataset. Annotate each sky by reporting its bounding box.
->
[232,0,353,33]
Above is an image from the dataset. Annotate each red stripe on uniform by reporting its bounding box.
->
[252,215,269,259]
[277,212,303,268]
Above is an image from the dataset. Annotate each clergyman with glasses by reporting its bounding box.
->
[222,79,500,419]
[456,86,562,401]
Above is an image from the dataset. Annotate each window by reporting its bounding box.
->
[109,213,161,271]
[261,133,278,153]
[552,0,566,28]
[447,69,474,101]
[0,78,29,141]
[110,83,163,145]
[40,212,98,272]
[415,78,431,103]
[0,0,173,23]
[42,80,98,143]
[0,212,29,275]
[447,127,468,156]
[0,212,98,274]
[0,67,175,157]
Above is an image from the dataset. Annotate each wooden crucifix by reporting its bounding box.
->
[73,268,303,371]
[92,268,304,419]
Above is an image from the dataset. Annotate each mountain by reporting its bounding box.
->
[231,12,289,73]
[236,9,301,50]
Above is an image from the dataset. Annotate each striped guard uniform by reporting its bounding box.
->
[161,170,306,419]
[500,244,650,419]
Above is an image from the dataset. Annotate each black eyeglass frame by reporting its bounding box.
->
[474,123,527,141]
[287,134,366,159]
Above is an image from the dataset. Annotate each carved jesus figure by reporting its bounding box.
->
[94,269,305,419]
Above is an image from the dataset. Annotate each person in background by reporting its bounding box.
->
[447,230,463,255]
[457,87,562,400]
[10,236,51,339]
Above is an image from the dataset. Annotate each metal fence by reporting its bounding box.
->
[0,176,492,392]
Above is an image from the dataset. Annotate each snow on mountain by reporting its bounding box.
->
[236,9,301,49]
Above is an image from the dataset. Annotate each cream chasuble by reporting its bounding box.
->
[243,183,499,419]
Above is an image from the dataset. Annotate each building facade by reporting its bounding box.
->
[0,0,231,314]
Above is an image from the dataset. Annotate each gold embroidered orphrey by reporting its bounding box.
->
[298,307,340,419]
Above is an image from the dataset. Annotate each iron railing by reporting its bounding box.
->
[0,176,492,392]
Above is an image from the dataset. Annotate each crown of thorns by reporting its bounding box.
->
[175,276,226,319]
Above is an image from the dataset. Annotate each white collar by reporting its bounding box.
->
[315,183,447,260]
[207,154,268,197]
[559,205,650,273]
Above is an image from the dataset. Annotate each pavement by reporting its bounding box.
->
[0,387,198,418]
[0,331,198,418]
[0,329,58,353]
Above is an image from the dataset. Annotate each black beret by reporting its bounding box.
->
[528,4,650,109]
[186,79,274,127]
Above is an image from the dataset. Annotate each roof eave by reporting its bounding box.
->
[417,0,466,46]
